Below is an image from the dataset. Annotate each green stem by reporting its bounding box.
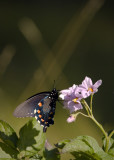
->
[109,130,114,139]
[90,94,93,114]
[74,112,89,118]
[71,112,89,121]
[90,115,107,138]
[90,115,109,152]
[81,98,111,152]
[81,99,91,116]
[82,99,107,139]
[81,98,110,152]
[104,130,114,153]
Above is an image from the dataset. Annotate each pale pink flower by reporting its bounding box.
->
[59,84,83,113]
[67,115,76,123]
[79,76,102,98]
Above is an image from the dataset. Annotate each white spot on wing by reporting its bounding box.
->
[35,116,37,119]
[34,109,36,114]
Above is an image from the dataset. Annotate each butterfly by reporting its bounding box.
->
[13,88,58,132]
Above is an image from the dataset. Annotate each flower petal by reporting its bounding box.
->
[85,76,93,86]
[73,103,83,111]
[67,115,76,123]
[59,94,65,100]
[60,89,70,95]
[59,89,70,100]
[81,90,90,98]
[78,77,102,98]
[94,80,102,88]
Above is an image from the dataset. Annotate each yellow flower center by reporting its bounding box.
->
[88,88,93,92]
[72,98,78,103]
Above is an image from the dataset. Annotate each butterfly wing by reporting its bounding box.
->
[13,92,50,118]
[34,96,56,132]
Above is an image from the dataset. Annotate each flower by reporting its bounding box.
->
[59,84,77,100]
[79,76,102,98]
[67,115,76,123]
[59,77,102,113]
[59,84,83,113]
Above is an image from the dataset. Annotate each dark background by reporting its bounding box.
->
[0,0,114,148]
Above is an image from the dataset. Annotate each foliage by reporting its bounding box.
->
[0,119,46,159]
[0,119,113,159]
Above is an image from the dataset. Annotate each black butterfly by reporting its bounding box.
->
[13,88,58,132]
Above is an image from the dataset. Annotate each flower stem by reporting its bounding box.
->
[109,130,114,139]
[90,115,107,137]
[75,112,89,118]
[81,99,91,116]
[81,98,110,153]
[90,115,109,152]
[90,94,93,114]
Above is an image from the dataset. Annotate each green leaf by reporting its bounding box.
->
[44,148,60,160]
[55,139,71,149]
[0,142,18,159]
[102,130,114,156]
[17,118,46,159]
[61,138,92,154]
[61,136,114,160]
[42,140,60,160]
[39,140,60,160]
[0,120,18,148]
[108,135,114,156]
[108,147,114,157]
[29,154,43,160]
[102,137,114,155]
[76,136,103,153]
[0,159,16,160]
[0,159,15,160]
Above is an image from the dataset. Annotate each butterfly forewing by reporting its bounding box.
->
[13,93,49,118]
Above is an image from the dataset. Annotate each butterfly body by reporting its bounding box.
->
[13,88,58,132]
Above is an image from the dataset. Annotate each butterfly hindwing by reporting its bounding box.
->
[34,96,56,132]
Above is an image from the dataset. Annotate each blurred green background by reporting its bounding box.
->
[0,0,114,150]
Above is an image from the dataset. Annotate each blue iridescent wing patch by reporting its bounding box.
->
[34,96,56,132]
